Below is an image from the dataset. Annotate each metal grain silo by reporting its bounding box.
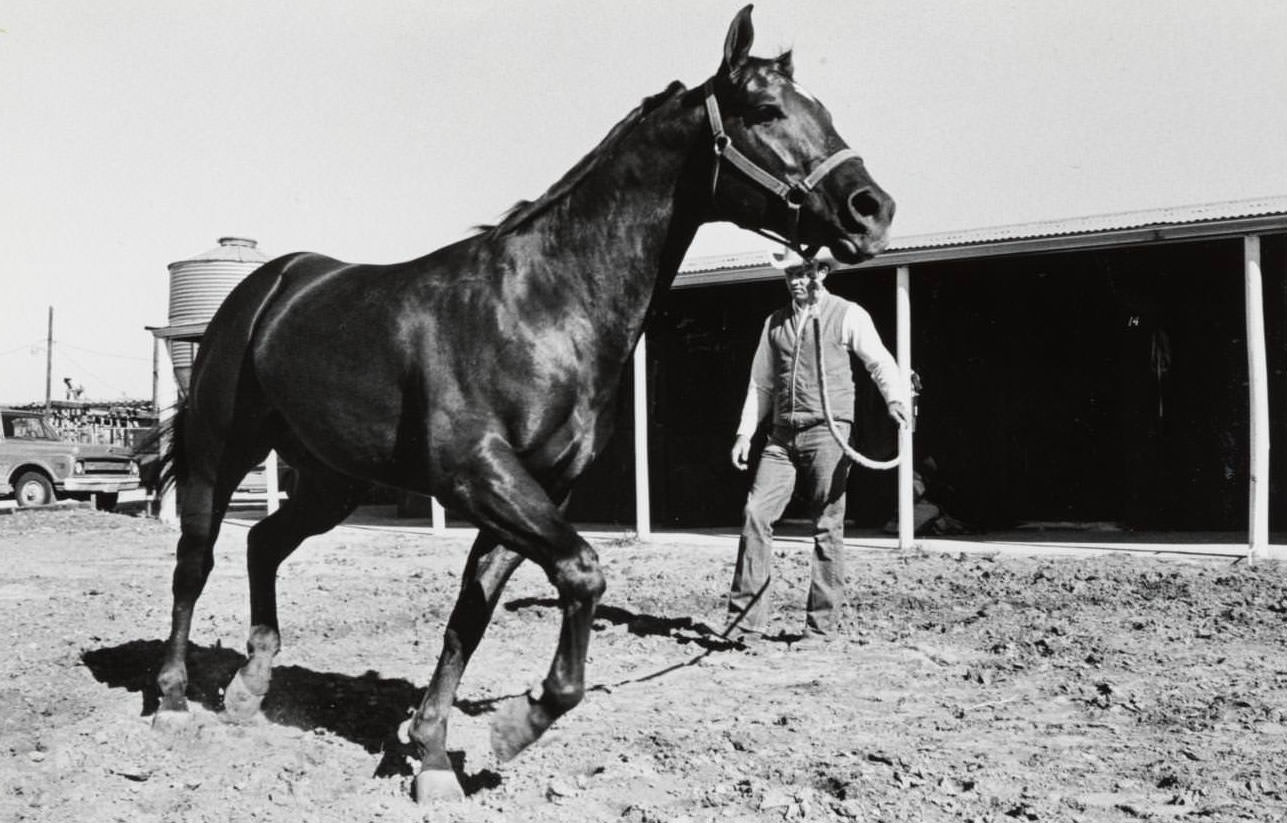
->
[166,236,269,393]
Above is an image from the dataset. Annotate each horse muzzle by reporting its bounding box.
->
[830,184,895,263]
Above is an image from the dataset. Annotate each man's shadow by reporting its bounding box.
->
[80,599,742,793]
[502,597,735,648]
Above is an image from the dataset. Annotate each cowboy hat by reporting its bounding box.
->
[770,248,830,275]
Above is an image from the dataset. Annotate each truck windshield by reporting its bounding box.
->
[3,415,60,440]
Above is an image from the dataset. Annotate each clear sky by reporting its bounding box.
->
[2,1,1285,404]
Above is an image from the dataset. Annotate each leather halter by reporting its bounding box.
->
[703,80,860,253]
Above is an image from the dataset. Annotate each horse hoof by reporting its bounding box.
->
[489,696,546,762]
[413,769,465,804]
[152,708,192,732]
[222,670,267,723]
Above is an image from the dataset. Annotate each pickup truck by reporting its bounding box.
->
[0,407,140,511]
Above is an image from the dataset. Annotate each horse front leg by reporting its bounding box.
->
[407,448,603,804]
[408,532,523,802]
[488,569,598,761]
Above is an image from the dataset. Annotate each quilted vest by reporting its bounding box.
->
[768,294,854,429]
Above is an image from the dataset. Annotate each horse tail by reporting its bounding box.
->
[130,399,187,495]
[158,401,188,491]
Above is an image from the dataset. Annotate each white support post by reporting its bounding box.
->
[431,498,446,534]
[633,334,652,541]
[264,451,280,514]
[896,265,915,551]
[156,342,179,525]
[1244,235,1270,561]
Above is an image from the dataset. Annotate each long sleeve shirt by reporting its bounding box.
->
[736,290,905,437]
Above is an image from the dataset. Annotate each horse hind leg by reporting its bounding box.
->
[222,465,368,723]
[155,477,225,725]
[156,289,286,726]
[155,437,260,727]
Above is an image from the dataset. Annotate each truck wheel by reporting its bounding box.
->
[95,492,119,512]
[14,472,55,507]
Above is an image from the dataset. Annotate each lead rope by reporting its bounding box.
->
[811,294,901,470]
[703,82,898,468]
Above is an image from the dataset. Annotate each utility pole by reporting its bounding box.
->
[151,337,160,413]
[44,306,53,411]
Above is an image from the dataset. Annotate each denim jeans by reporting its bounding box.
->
[729,422,851,635]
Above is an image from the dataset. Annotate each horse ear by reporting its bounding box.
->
[721,4,755,74]
[776,49,794,79]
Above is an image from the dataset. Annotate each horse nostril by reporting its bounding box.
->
[848,188,882,221]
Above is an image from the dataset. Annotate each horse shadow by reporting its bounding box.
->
[79,639,500,792]
[80,600,736,792]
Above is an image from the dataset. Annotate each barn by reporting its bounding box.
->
[149,198,1287,557]
[566,196,1287,557]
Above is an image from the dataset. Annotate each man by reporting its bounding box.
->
[728,249,908,645]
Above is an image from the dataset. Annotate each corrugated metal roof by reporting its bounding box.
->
[887,195,1287,253]
[680,250,772,274]
[677,195,1287,283]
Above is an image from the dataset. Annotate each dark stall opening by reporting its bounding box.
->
[1266,234,1287,532]
[564,233,1285,535]
[913,239,1258,532]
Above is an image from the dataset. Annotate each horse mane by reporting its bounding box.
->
[482,81,689,237]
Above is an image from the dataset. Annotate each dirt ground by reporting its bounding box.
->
[2,506,1286,823]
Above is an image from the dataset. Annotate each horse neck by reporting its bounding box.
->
[512,92,708,351]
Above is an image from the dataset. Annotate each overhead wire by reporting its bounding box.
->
[58,342,150,362]
[0,339,50,357]
[55,349,135,398]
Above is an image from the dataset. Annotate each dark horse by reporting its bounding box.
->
[155,5,894,802]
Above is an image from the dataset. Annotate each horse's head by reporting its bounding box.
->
[703,5,895,264]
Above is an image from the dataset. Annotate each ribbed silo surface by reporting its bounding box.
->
[167,237,269,379]
[168,236,268,325]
